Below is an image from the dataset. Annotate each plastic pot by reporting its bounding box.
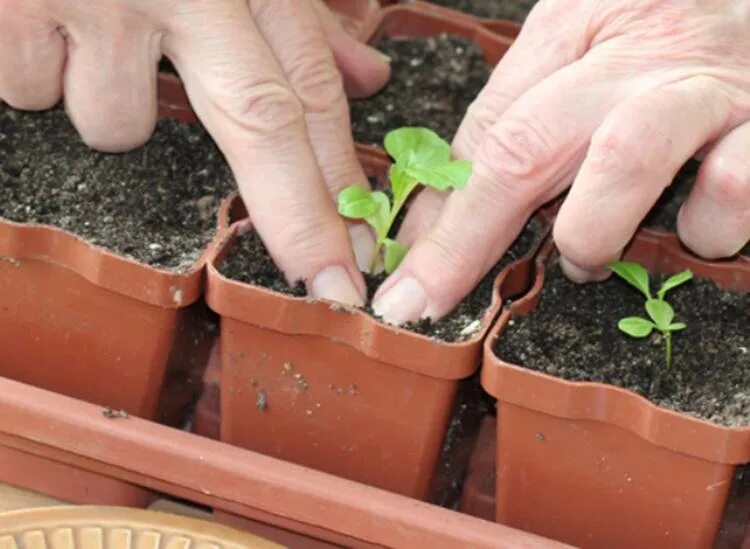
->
[482,231,750,548]
[0,103,233,505]
[206,155,549,498]
[366,3,513,73]
[206,225,547,499]
[388,0,523,38]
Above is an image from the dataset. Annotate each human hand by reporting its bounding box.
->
[0,0,389,306]
[373,0,750,324]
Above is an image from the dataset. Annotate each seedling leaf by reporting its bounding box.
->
[338,187,377,219]
[383,238,408,275]
[389,163,417,204]
[609,261,652,299]
[406,159,473,191]
[343,127,473,275]
[668,322,687,331]
[384,127,451,166]
[368,191,391,236]
[658,270,693,299]
[618,317,656,338]
[645,299,674,330]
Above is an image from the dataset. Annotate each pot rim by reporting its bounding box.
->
[482,231,750,465]
[205,211,550,379]
[0,375,569,549]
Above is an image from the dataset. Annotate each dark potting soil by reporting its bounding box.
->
[0,105,235,271]
[495,257,750,427]
[221,218,543,342]
[644,160,750,257]
[350,36,492,146]
[427,0,538,21]
[159,57,179,75]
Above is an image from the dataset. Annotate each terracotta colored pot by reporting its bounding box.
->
[206,162,549,498]
[0,375,570,548]
[368,4,513,66]
[0,101,233,504]
[482,231,750,548]
[480,19,522,38]
[459,415,496,522]
[641,227,750,268]
[388,0,524,39]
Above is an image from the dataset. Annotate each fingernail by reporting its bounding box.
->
[559,256,610,283]
[372,277,427,325]
[378,52,392,64]
[310,265,364,307]
[348,224,376,273]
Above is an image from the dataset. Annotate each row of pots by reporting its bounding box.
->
[1,3,748,548]
[2,196,747,548]
[0,0,524,515]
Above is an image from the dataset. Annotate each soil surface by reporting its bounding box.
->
[351,36,492,146]
[495,256,750,427]
[428,0,538,21]
[0,106,235,271]
[221,218,543,342]
[644,160,749,256]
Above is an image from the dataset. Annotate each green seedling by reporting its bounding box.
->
[337,127,472,274]
[609,261,693,369]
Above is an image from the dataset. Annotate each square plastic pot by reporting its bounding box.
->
[205,159,549,499]
[0,104,233,505]
[366,3,515,64]
[482,230,750,549]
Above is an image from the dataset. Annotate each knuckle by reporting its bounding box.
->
[289,57,345,115]
[587,118,671,181]
[423,225,483,290]
[217,81,304,138]
[477,116,553,182]
[273,214,343,263]
[701,155,750,208]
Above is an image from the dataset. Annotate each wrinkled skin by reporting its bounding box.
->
[373,0,750,324]
[0,0,389,306]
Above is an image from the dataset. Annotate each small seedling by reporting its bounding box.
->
[337,127,472,274]
[609,261,693,369]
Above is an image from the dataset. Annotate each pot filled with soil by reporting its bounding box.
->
[482,230,750,548]
[351,3,514,153]
[206,127,550,499]
[0,105,236,504]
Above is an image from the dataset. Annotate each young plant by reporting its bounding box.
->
[337,127,472,274]
[609,261,693,369]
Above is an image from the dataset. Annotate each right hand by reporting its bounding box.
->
[0,0,390,305]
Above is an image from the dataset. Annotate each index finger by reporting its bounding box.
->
[162,1,365,305]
